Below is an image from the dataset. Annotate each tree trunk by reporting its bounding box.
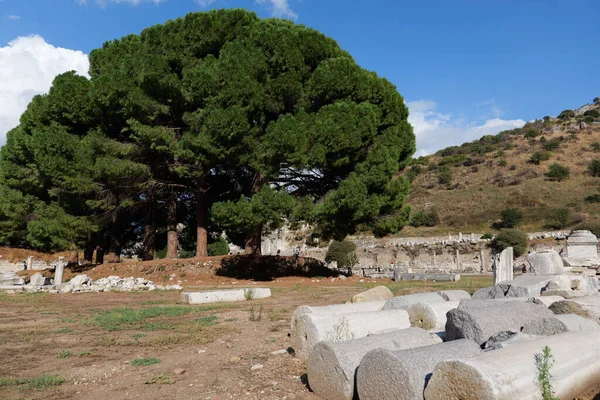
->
[107,222,121,263]
[196,186,208,257]
[95,231,105,264]
[83,232,95,264]
[166,194,178,259]
[245,228,262,255]
[142,197,157,261]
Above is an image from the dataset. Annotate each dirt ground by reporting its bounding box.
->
[2,264,599,400]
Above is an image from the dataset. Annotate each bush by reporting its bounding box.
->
[437,166,452,185]
[594,97,600,104]
[573,223,600,238]
[591,142,600,152]
[481,233,493,240]
[410,207,440,227]
[547,207,571,229]
[543,116,551,122]
[498,159,507,167]
[406,165,422,182]
[557,109,575,120]
[584,109,600,119]
[525,128,541,138]
[491,229,528,257]
[588,160,600,177]
[542,138,562,151]
[438,154,467,166]
[499,208,523,228]
[528,151,551,165]
[545,163,570,181]
[325,240,357,268]
[208,237,230,256]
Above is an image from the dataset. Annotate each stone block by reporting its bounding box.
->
[527,250,564,275]
[0,271,24,286]
[307,327,441,400]
[69,274,90,286]
[493,247,513,284]
[350,285,393,303]
[522,314,600,335]
[481,331,544,351]
[505,275,556,297]
[181,288,271,305]
[29,272,46,286]
[382,292,445,311]
[291,301,385,330]
[291,309,411,361]
[408,301,459,331]
[437,289,471,301]
[425,332,600,400]
[445,301,553,345]
[356,339,482,400]
[527,295,565,307]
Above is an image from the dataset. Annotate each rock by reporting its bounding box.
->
[173,368,186,375]
[69,274,90,286]
[437,290,471,301]
[60,283,73,293]
[250,364,263,371]
[29,272,46,286]
[291,309,411,361]
[382,292,446,311]
[291,301,385,330]
[505,275,556,297]
[350,286,393,303]
[549,300,593,319]
[181,288,271,304]
[527,295,565,307]
[307,327,441,400]
[472,285,507,300]
[356,339,482,400]
[270,349,288,356]
[230,357,241,362]
[482,332,542,351]
[527,250,564,275]
[445,301,553,345]
[522,314,600,335]
[424,332,600,400]
[407,301,459,331]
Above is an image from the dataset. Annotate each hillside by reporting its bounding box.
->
[401,98,600,235]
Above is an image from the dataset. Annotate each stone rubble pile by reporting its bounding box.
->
[292,246,600,400]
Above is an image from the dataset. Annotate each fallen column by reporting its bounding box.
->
[408,301,460,331]
[291,309,411,361]
[522,314,600,335]
[356,339,481,400]
[291,301,386,330]
[181,288,271,304]
[445,301,553,345]
[437,289,471,301]
[424,332,600,400]
[307,327,441,400]
[350,285,393,303]
[382,292,445,310]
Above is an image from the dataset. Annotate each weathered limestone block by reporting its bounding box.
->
[181,288,271,305]
[291,301,385,330]
[522,314,600,335]
[0,271,25,286]
[437,289,471,301]
[408,301,460,331]
[307,328,441,400]
[458,298,530,309]
[424,332,600,400]
[356,339,482,400]
[29,272,46,286]
[527,295,565,307]
[291,309,411,361]
[445,301,553,345]
[505,275,557,297]
[397,273,460,281]
[69,274,90,286]
[527,250,564,275]
[54,262,65,286]
[493,247,513,284]
[350,285,393,303]
[481,331,542,351]
[382,292,445,311]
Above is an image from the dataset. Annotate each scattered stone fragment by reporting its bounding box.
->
[382,292,446,311]
[250,364,263,371]
[350,286,393,303]
[522,314,600,335]
[437,290,471,301]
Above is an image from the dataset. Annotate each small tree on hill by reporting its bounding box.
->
[499,208,523,229]
[491,229,528,257]
[545,163,570,182]
[593,97,600,104]
[410,208,440,227]
[548,207,571,229]
[325,240,357,269]
[588,160,600,177]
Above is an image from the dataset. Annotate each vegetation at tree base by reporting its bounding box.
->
[491,229,528,257]
[0,9,415,258]
[207,237,230,257]
[498,208,523,229]
[410,208,440,227]
[325,240,357,268]
[545,163,570,181]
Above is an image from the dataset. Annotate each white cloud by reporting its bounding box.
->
[0,35,90,145]
[255,0,297,19]
[407,100,525,157]
[6,15,20,20]
[78,0,167,5]
[195,0,217,6]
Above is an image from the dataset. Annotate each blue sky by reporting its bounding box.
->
[1,0,599,154]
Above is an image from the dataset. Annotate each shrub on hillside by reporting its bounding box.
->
[558,109,575,120]
[542,138,562,151]
[588,160,600,177]
[410,208,440,227]
[591,142,600,152]
[498,159,508,167]
[546,207,571,229]
[208,237,230,256]
[528,151,551,165]
[594,97,600,104]
[574,223,600,238]
[584,109,600,119]
[525,128,541,138]
[437,166,452,185]
[325,240,357,268]
[438,154,468,166]
[499,208,523,228]
[545,163,570,181]
[491,229,528,257]
[406,165,422,182]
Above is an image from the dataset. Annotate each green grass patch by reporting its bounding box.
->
[194,316,218,327]
[57,350,71,359]
[54,328,73,334]
[0,374,65,390]
[141,300,170,305]
[144,373,175,385]
[130,358,160,367]
[78,350,91,357]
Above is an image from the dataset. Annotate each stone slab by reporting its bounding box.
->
[437,290,471,301]
[350,286,393,303]
[522,314,600,335]
[181,288,271,305]
[397,273,460,281]
[382,292,445,311]
[527,250,564,275]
